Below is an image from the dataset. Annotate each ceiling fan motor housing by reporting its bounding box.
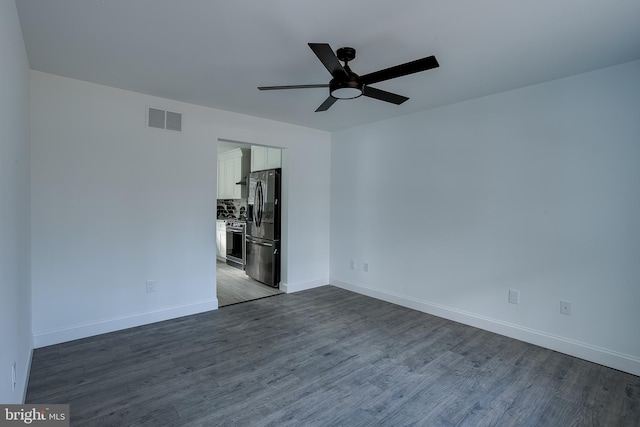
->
[330,55,362,99]
[336,47,356,63]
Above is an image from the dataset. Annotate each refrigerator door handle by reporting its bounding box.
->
[253,181,260,227]
[252,186,257,225]
[257,181,264,227]
[246,237,273,247]
[252,181,260,226]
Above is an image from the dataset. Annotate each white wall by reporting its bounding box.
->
[330,60,640,375]
[30,71,330,347]
[0,0,32,403]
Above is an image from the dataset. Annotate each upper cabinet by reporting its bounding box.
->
[251,146,281,172]
[217,148,250,199]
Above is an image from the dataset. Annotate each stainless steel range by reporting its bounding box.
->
[225,220,246,269]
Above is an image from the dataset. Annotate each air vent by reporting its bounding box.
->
[165,111,182,132]
[146,107,182,132]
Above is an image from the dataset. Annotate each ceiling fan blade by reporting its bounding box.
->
[315,96,337,112]
[258,84,329,90]
[362,86,409,105]
[308,43,346,77]
[360,55,439,85]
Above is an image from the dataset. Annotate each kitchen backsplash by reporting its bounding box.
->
[217,199,247,220]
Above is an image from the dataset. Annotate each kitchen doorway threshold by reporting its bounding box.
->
[220,293,284,308]
[217,259,283,307]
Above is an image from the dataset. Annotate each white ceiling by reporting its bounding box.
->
[16,0,640,132]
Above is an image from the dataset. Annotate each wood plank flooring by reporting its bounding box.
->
[26,286,640,426]
[216,260,282,307]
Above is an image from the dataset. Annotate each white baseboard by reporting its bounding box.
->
[330,279,640,377]
[33,299,218,348]
[22,346,33,403]
[281,278,328,294]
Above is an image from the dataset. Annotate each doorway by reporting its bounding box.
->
[217,259,282,306]
[216,139,284,307]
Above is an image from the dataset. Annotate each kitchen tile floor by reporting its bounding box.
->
[216,259,282,307]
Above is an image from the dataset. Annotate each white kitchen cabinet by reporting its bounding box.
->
[216,220,226,260]
[217,148,250,199]
[250,145,281,171]
[217,159,226,197]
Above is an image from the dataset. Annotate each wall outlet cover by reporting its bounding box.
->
[12,362,16,391]
[146,280,156,293]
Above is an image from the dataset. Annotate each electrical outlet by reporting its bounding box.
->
[12,362,16,391]
[508,289,520,305]
[363,263,369,272]
[146,280,156,293]
[560,300,571,315]
[349,260,355,270]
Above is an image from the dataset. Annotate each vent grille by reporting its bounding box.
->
[165,111,182,132]
[148,108,166,129]
[147,107,182,132]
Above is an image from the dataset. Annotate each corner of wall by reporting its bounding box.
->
[281,278,329,294]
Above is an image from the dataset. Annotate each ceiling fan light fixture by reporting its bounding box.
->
[330,80,362,99]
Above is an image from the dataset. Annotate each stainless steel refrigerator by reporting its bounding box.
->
[245,168,281,287]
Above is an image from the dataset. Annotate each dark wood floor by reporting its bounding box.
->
[216,260,282,307]
[26,286,640,426]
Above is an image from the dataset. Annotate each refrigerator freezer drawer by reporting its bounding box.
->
[245,237,280,287]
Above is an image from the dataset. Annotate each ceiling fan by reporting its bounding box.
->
[258,43,439,112]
